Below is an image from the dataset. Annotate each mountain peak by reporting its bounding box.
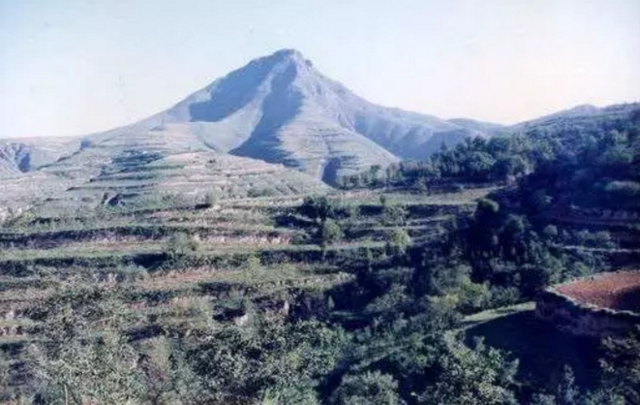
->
[271,48,302,58]
[264,48,313,68]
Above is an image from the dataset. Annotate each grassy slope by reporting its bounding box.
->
[1,183,618,397]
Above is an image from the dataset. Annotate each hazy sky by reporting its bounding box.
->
[1,0,639,138]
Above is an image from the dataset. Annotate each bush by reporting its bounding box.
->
[331,371,405,405]
[301,196,335,222]
[248,187,278,198]
[382,205,407,226]
[457,278,490,313]
[167,232,201,258]
[386,228,411,256]
[418,338,518,405]
[321,219,343,246]
[487,286,521,307]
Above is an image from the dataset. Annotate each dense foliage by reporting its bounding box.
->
[340,105,640,197]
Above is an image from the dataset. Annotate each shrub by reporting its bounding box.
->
[477,198,500,215]
[321,219,343,246]
[204,192,217,208]
[167,232,201,258]
[248,187,277,198]
[301,196,335,222]
[331,371,405,405]
[386,228,411,256]
[382,205,407,226]
[543,225,558,239]
[418,338,518,405]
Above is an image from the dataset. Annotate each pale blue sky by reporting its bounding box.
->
[1,0,639,138]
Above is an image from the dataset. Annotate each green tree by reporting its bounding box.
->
[188,317,347,404]
[382,205,407,226]
[0,353,10,397]
[555,365,578,405]
[321,219,343,246]
[331,371,405,405]
[386,228,411,256]
[600,326,640,403]
[301,196,335,222]
[418,338,518,405]
[369,165,382,186]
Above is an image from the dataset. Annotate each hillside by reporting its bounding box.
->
[0,102,638,403]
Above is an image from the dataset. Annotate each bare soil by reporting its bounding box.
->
[555,271,640,312]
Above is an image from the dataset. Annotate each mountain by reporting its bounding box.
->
[63,49,500,184]
[1,49,503,185]
[1,49,638,215]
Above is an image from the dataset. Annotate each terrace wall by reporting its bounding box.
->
[536,285,640,337]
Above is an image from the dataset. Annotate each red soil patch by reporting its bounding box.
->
[555,271,640,312]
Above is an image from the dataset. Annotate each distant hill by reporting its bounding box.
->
[0,137,79,178]
[513,103,640,132]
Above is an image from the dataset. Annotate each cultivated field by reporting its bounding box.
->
[555,270,640,312]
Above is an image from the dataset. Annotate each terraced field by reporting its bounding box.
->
[0,184,491,396]
[554,271,640,312]
[32,150,328,217]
